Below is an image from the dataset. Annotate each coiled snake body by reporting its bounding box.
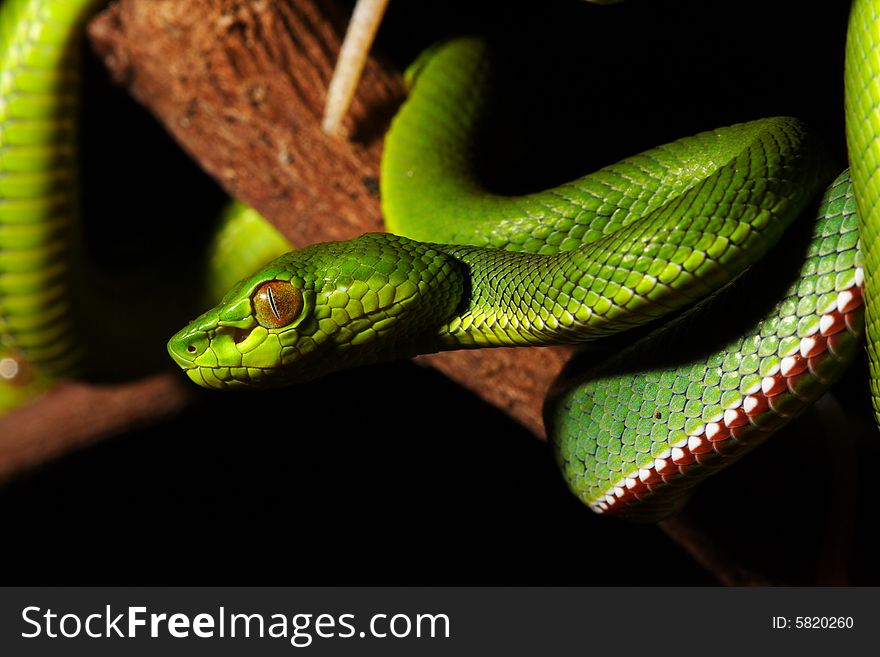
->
[3,0,880,520]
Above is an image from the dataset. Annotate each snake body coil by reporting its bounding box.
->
[168,36,867,518]
[2,0,878,521]
[0,0,99,390]
[548,172,863,517]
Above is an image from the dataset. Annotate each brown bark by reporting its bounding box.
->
[0,375,195,481]
[88,0,395,242]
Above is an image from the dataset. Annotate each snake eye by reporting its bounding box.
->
[252,280,303,328]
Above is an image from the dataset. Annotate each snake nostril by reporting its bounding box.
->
[187,344,196,353]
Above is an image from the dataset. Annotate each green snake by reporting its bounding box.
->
[2,0,879,521]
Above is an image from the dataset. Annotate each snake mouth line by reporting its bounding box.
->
[183,364,275,390]
[593,269,865,516]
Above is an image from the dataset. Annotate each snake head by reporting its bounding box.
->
[167,233,463,389]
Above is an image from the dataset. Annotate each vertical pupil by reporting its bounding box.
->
[253,280,302,328]
[267,285,281,321]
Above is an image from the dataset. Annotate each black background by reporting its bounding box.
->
[2,0,878,585]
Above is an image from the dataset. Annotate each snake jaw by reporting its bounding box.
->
[168,303,280,389]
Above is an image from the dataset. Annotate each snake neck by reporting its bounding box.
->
[428,241,701,350]
[425,130,832,351]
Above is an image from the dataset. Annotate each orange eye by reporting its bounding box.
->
[252,280,303,328]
